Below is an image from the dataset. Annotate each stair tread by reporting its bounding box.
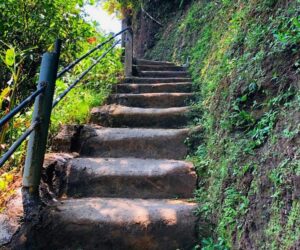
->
[137,71,189,78]
[90,105,190,128]
[126,77,192,80]
[115,82,193,94]
[134,65,186,71]
[66,157,196,198]
[39,197,197,249]
[125,77,192,83]
[139,70,188,74]
[111,92,193,97]
[135,59,176,66]
[117,82,192,86]
[108,93,193,108]
[69,157,195,176]
[75,125,190,159]
[52,197,197,223]
[82,125,189,140]
[92,105,189,115]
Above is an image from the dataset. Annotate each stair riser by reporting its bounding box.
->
[124,77,192,83]
[90,111,188,128]
[79,132,188,160]
[65,168,196,199]
[108,94,193,108]
[133,65,186,72]
[115,83,192,93]
[137,71,189,78]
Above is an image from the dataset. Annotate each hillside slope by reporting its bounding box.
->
[133,0,300,249]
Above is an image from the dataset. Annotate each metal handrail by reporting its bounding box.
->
[0,85,46,129]
[57,28,128,78]
[0,120,39,167]
[53,39,121,108]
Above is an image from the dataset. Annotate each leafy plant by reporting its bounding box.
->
[201,237,229,250]
[248,110,277,147]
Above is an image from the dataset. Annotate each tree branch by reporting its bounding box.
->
[141,5,163,27]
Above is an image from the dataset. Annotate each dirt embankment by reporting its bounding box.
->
[133,1,300,249]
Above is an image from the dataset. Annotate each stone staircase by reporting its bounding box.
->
[39,59,198,249]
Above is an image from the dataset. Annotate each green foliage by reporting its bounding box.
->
[0,173,14,192]
[218,187,249,242]
[102,0,140,17]
[0,170,16,212]
[0,0,97,96]
[0,44,34,170]
[0,0,123,207]
[200,237,229,250]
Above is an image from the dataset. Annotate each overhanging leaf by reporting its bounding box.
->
[5,48,15,66]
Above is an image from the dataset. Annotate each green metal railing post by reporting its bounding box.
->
[22,40,61,200]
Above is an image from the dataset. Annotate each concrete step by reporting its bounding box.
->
[107,93,193,108]
[63,158,197,198]
[124,77,192,83]
[115,82,193,93]
[134,58,175,66]
[36,198,197,250]
[59,125,189,159]
[90,105,189,128]
[133,65,186,72]
[137,71,189,78]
